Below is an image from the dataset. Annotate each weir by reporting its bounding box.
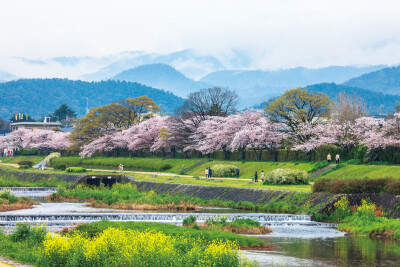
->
[0,213,337,228]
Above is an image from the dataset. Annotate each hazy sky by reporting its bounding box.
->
[1,0,400,69]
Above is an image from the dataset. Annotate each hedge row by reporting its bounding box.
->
[313,178,400,195]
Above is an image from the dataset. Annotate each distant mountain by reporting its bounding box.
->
[112,64,211,97]
[0,70,17,82]
[305,83,400,115]
[200,66,386,107]
[0,79,185,119]
[343,66,400,94]
[81,49,226,81]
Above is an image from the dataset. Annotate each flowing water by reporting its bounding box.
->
[1,187,400,266]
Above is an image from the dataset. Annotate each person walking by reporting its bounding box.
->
[260,170,265,182]
[327,153,332,164]
[236,168,240,178]
[205,168,209,178]
[254,171,258,182]
[209,167,212,178]
[336,154,340,164]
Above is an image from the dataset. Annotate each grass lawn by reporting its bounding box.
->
[319,164,400,180]
[133,173,312,192]
[0,156,45,165]
[52,156,206,173]
[188,160,315,178]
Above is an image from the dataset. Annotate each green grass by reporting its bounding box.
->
[52,156,205,173]
[188,160,316,178]
[0,156,45,165]
[319,164,400,180]
[134,173,312,191]
[72,221,266,248]
[57,183,321,214]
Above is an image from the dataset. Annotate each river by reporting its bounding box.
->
[1,187,400,266]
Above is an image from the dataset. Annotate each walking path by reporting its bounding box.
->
[0,256,32,267]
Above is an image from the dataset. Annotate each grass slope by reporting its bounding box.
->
[319,164,400,180]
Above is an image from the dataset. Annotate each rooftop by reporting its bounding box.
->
[10,121,62,126]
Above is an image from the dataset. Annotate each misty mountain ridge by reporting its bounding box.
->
[343,66,400,94]
[112,64,211,97]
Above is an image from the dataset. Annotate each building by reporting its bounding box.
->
[10,117,61,132]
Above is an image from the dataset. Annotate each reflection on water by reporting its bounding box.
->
[245,235,400,266]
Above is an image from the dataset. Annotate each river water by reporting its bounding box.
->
[1,187,400,266]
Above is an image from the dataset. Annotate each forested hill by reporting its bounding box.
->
[305,83,400,114]
[343,66,400,94]
[0,79,185,119]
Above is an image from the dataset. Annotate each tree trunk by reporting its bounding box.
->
[239,148,245,160]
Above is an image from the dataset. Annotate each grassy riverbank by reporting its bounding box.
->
[0,189,37,212]
[51,183,327,214]
[0,221,262,266]
[317,197,400,240]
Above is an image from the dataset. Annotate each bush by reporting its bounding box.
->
[52,163,66,171]
[212,164,238,177]
[264,168,309,185]
[17,161,33,167]
[11,223,47,244]
[45,152,61,165]
[182,215,197,226]
[66,167,86,173]
[313,177,399,194]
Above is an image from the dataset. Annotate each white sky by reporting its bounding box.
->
[0,0,400,69]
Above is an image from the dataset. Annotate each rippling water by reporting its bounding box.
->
[2,187,400,266]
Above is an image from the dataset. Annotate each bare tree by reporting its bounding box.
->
[176,87,239,127]
[333,92,367,124]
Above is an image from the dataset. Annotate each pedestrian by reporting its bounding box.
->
[118,164,124,174]
[254,171,258,182]
[38,164,41,169]
[205,168,209,178]
[327,153,332,164]
[260,170,265,182]
[209,167,212,178]
[336,154,340,164]
[236,167,240,179]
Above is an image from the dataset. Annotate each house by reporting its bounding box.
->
[10,117,61,132]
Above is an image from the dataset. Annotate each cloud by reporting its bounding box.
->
[0,0,399,71]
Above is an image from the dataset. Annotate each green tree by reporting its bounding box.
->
[52,104,77,121]
[119,96,161,125]
[70,97,161,151]
[265,88,332,138]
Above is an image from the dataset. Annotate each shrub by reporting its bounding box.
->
[0,189,18,204]
[52,163,66,171]
[17,161,33,167]
[160,163,172,171]
[183,215,197,226]
[212,164,238,177]
[45,152,61,165]
[11,223,47,244]
[66,167,86,173]
[313,178,395,194]
[264,168,309,185]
